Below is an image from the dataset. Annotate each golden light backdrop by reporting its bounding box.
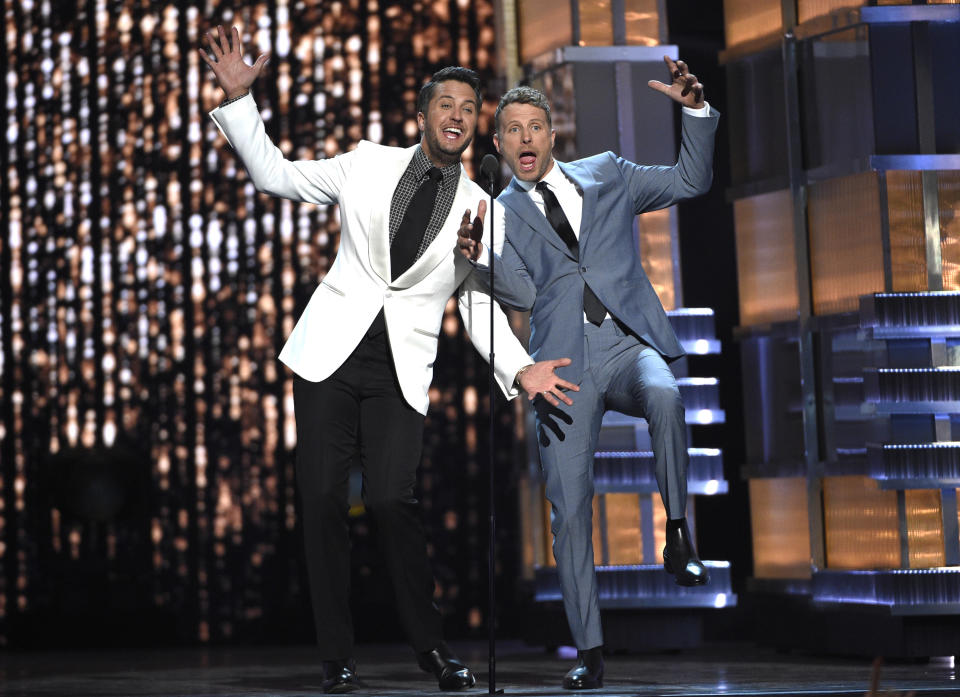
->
[0,0,509,645]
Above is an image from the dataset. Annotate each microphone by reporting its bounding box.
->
[480,153,499,189]
[472,154,499,243]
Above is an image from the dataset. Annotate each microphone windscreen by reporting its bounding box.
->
[480,153,499,179]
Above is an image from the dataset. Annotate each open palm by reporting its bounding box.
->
[199,25,268,100]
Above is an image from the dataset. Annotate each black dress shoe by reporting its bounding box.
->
[321,659,362,694]
[563,646,604,690]
[663,518,710,586]
[417,642,477,691]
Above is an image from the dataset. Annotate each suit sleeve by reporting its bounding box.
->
[471,210,538,312]
[616,105,719,214]
[457,205,533,400]
[209,93,356,204]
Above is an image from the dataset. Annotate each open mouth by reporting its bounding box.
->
[518,150,537,172]
[442,127,463,141]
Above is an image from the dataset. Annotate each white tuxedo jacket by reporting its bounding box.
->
[209,94,530,415]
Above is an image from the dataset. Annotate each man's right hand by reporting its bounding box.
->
[199,25,269,100]
[457,200,486,262]
[518,358,580,406]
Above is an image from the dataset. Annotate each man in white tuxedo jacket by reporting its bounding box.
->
[200,26,575,693]
[458,59,717,690]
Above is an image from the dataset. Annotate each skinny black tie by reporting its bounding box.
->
[391,167,443,280]
[536,181,607,325]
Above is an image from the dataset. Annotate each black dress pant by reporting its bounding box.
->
[292,330,442,659]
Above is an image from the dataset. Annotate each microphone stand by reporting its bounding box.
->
[480,155,503,695]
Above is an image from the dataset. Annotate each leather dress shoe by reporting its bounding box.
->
[563,646,604,690]
[321,658,362,694]
[663,518,710,586]
[417,642,477,690]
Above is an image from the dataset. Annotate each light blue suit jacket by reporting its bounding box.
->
[474,107,720,384]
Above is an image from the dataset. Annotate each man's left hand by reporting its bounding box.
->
[647,55,705,109]
[518,358,580,407]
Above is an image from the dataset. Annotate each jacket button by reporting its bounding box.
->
[581,266,587,272]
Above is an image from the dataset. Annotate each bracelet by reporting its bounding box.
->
[514,363,534,388]
[220,91,249,108]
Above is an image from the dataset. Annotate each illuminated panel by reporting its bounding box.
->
[604,493,643,565]
[749,478,812,579]
[723,0,783,48]
[593,494,603,565]
[824,476,899,570]
[940,171,960,291]
[798,0,866,24]
[518,0,572,63]
[652,493,666,565]
[638,208,675,311]
[518,0,660,61]
[809,172,885,315]
[579,0,614,46]
[733,190,799,325]
[905,490,945,569]
[624,0,662,46]
[886,171,928,292]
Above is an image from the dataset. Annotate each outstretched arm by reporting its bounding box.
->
[618,55,719,213]
[201,25,355,204]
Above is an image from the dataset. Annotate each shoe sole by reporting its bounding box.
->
[562,677,604,689]
[663,552,710,586]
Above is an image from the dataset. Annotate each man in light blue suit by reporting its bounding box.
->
[458,56,718,690]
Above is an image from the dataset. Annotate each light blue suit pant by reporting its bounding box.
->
[534,318,689,650]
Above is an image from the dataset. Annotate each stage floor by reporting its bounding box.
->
[1,641,957,697]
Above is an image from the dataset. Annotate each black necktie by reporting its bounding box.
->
[391,167,443,281]
[536,181,607,326]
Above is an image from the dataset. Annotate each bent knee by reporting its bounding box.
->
[641,384,683,417]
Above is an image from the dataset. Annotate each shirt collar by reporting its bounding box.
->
[411,146,461,188]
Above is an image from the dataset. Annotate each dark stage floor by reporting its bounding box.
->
[1,641,957,697]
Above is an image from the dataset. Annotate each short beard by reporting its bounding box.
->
[423,124,473,167]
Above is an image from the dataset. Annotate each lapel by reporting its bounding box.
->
[367,144,419,284]
[500,177,576,262]
[558,159,598,253]
[390,164,472,290]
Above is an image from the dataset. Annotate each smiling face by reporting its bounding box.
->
[494,102,556,182]
[417,79,478,167]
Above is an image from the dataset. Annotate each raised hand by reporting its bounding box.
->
[519,358,580,406]
[456,200,486,261]
[199,25,269,100]
[647,55,705,109]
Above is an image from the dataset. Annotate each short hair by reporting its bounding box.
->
[416,66,482,114]
[494,86,552,134]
